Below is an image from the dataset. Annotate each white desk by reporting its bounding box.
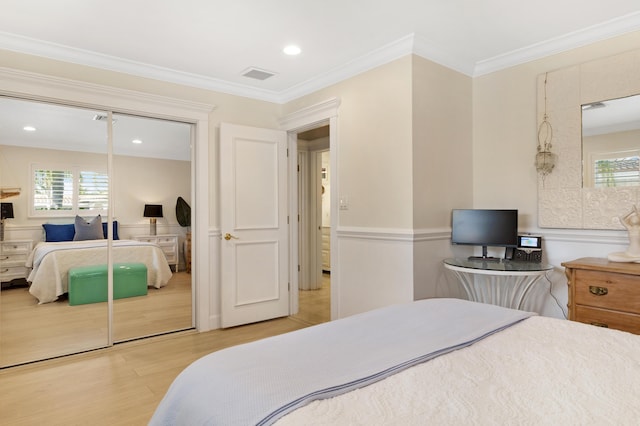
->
[443,258,553,310]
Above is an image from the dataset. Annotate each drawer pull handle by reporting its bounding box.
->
[589,286,608,296]
[591,322,609,328]
[1,268,8,273]
[1,256,9,260]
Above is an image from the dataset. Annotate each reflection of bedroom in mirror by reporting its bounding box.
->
[0,97,193,367]
[582,94,640,188]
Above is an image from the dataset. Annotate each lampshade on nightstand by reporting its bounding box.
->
[1,202,15,241]
[143,204,163,236]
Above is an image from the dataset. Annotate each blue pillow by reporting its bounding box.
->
[102,221,119,240]
[42,223,75,242]
[73,215,104,241]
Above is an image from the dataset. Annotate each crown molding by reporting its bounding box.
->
[3,13,640,104]
[474,11,640,76]
[0,31,280,103]
[276,34,415,103]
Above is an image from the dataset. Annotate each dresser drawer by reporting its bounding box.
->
[0,241,32,255]
[574,269,640,314]
[1,265,29,279]
[575,305,640,334]
[0,253,28,268]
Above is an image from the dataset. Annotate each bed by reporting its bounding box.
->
[26,239,173,304]
[150,298,640,425]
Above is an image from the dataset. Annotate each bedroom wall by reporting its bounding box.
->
[282,55,474,316]
[283,56,416,317]
[472,30,640,318]
[411,55,473,301]
[0,144,190,240]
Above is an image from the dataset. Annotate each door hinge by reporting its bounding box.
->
[287,148,289,157]
[287,215,289,224]
[297,265,300,272]
[288,282,290,291]
[297,164,300,172]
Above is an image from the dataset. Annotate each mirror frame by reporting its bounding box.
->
[537,48,640,229]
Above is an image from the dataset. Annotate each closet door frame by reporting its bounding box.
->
[0,68,215,335]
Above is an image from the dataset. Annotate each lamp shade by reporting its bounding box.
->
[1,202,14,219]
[143,204,163,218]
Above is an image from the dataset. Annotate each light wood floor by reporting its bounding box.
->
[0,274,330,426]
[1,272,193,367]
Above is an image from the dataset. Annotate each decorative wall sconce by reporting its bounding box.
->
[143,204,163,236]
[536,73,556,181]
[1,202,15,241]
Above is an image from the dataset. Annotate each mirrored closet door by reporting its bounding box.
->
[0,97,109,366]
[111,113,193,342]
[0,99,195,367]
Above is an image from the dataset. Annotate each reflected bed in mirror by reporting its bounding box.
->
[582,94,640,188]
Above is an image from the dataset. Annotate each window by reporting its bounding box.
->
[31,164,108,217]
[592,151,640,188]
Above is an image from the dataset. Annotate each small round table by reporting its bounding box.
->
[443,258,554,310]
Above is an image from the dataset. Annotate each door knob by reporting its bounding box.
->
[224,233,239,241]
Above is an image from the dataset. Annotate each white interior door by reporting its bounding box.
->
[220,122,289,328]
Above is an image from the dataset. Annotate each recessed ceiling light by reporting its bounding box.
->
[283,45,301,56]
[132,139,142,144]
[23,126,36,132]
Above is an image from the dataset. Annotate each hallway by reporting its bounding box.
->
[291,273,330,325]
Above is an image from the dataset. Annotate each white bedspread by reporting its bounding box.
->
[150,299,533,425]
[26,240,173,304]
[278,314,640,425]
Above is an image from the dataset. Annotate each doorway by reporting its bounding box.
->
[294,125,330,325]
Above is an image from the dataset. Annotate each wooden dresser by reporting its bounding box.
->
[562,257,640,334]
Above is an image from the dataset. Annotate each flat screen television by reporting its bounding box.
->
[451,209,518,260]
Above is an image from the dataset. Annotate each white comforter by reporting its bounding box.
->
[26,240,173,304]
[278,315,640,425]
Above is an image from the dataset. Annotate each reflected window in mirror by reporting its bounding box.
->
[582,94,640,188]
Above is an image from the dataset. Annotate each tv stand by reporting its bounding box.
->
[467,245,502,261]
[468,256,500,262]
[443,258,553,311]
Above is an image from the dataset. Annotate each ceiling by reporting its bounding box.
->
[1,1,640,104]
[0,97,192,161]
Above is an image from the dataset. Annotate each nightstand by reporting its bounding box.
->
[1,239,33,287]
[562,257,640,334]
[132,234,179,271]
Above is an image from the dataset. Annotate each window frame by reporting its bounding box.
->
[29,162,109,218]
[587,149,640,188]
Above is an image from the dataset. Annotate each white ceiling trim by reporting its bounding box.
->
[0,31,281,103]
[474,10,640,76]
[2,12,640,104]
[276,35,415,103]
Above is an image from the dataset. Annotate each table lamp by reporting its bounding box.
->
[1,202,15,241]
[143,204,163,236]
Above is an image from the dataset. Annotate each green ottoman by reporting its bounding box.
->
[68,263,148,306]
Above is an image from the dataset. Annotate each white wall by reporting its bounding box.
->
[0,145,190,227]
[473,31,640,317]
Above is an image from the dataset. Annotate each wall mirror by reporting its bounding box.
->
[582,94,640,188]
[0,96,193,367]
[537,48,640,229]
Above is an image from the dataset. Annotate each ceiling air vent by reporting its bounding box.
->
[93,114,117,124]
[241,67,277,81]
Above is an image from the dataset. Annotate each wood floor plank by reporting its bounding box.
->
[0,277,330,425]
